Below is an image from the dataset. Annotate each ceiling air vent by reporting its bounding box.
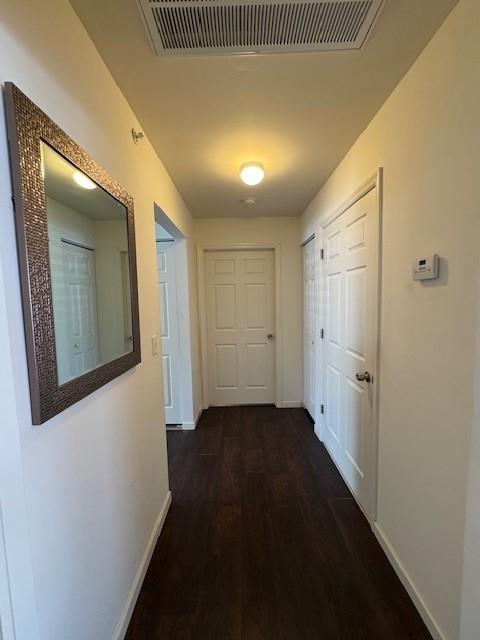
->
[137,0,384,56]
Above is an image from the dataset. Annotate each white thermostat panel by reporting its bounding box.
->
[413,254,439,281]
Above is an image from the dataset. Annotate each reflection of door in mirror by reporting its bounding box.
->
[42,141,133,385]
[62,241,99,380]
[121,251,133,352]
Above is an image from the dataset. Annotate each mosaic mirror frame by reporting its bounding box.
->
[5,83,141,424]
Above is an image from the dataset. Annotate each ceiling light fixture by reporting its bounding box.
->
[240,162,264,186]
[241,197,256,207]
[73,170,96,190]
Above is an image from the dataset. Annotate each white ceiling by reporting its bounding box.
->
[43,143,126,221]
[71,0,457,218]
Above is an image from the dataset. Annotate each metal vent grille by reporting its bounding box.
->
[138,0,384,56]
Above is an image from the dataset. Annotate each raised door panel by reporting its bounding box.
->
[244,258,265,274]
[216,344,238,389]
[159,282,169,338]
[345,266,367,362]
[326,363,341,443]
[245,343,268,388]
[214,259,235,275]
[214,285,237,329]
[162,354,173,408]
[344,377,365,480]
[327,271,342,349]
[308,348,315,409]
[157,250,166,274]
[246,284,267,329]
[346,214,367,254]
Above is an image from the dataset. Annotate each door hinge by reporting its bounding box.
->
[320,248,324,260]
[320,328,324,339]
[320,404,324,415]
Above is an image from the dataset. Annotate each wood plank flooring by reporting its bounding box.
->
[126,406,431,640]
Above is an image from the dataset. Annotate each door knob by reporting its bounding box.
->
[267,333,275,340]
[356,371,371,383]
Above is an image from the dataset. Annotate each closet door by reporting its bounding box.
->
[321,187,379,516]
[205,250,275,406]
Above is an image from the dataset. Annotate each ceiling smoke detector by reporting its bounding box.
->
[137,0,384,57]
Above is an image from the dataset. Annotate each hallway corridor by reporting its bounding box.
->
[126,406,431,639]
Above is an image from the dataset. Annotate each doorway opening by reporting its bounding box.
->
[154,205,196,430]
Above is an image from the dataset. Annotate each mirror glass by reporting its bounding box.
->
[42,143,133,384]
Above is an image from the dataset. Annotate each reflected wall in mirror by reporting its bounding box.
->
[5,83,141,425]
[43,144,133,384]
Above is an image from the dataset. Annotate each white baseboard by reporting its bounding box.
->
[276,401,303,408]
[113,490,172,640]
[314,437,445,639]
[182,407,203,431]
[372,523,446,640]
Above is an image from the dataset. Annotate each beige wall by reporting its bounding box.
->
[195,216,303,406]
[300,1,479,638]
[0,1,199,638]
[460,296,480,640]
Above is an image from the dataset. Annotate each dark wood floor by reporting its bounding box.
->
[126,406,431,640]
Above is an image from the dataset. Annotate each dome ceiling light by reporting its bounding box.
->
[240,162,264,186]
[73,170,96,190]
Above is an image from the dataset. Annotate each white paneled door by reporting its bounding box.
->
[303,239,316,419]
[62,241,99,380]
[321,187,379,517]
[205,250,275,406]
[157,241,181,424]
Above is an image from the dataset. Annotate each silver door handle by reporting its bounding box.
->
[356,371,371,383]
[267,334,275,340]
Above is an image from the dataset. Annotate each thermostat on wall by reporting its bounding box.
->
[413,254,439,281]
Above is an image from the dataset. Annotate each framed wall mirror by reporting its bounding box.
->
[5,83,141,425]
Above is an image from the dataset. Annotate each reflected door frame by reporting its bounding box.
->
[197,243,283,409]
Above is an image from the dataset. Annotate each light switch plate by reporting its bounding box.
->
[151,335,158,356]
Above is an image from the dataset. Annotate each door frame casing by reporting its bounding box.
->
[301,235,316,419]
[316,168,383,524]
[197,243,282,409]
